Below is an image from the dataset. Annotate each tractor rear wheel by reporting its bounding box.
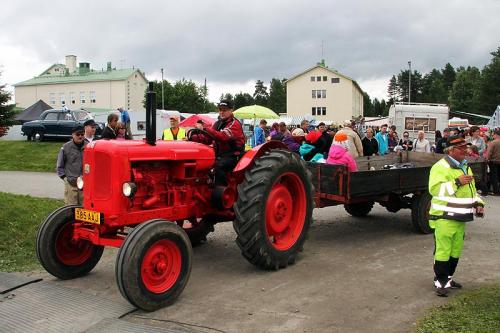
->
[344,201,375,217]
[177,218,215,247]
[36,205,104,280]
[233,149,314,270]
[411,192,433,234]
[116,219,192,311]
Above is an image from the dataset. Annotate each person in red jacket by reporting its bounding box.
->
[194,100,246,186]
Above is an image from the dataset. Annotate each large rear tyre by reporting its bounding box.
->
[177,218,215,247]
[36,205,104,280]
[233,149,314,270]
[411,192,433,234]
[344,201,374,217]
[116,219,192,311]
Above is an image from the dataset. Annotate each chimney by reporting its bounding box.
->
[107,61,112,71]
[65,55,77,73]
[78,62,90,75]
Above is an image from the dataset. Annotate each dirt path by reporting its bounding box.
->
[27,199,500,333]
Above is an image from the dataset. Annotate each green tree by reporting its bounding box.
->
[441,62,456,92]
[421,69,448,103]
[449,66,481,113]
[233,92,254,110]
[397,70,423,103]
[0,74,16,137]
[253,80,269,106]
[387,75,399,102]
[477,47,500,115]
[219,93,234,106]
[268,78,287,114]
[363,91,374,117]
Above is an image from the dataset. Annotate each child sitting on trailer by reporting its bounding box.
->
[326,132,358,172]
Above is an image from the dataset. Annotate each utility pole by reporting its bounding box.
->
[408,61,411,104]
[161,68,164,110]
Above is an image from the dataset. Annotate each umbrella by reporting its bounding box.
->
[233,105,279,120]
[178,114,216,127]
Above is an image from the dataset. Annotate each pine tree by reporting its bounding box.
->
[0,75,16,138]
[268,78,286,114]
[442,63,456,92]
[449,66,481,113]
[477,47,500,114]
[253,80,269,107]
[387,75,399,102]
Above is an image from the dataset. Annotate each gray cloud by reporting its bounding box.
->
[1,0,499,99]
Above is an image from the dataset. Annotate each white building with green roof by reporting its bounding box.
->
[14,55,148,112]
[286,60,364,124]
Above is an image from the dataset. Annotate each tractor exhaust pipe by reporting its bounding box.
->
[145,81,156,146]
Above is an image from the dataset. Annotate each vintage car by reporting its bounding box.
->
[21,109,104,141]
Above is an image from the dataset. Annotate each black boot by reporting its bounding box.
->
[434,260,450,297]
[448,257,462,289]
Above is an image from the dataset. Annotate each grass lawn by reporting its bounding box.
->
[0,192,63,271]
[0,141,62,172]
[415,283,500,333]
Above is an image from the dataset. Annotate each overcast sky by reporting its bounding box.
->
[1,0,499,103]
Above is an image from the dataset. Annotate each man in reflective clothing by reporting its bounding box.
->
[428,135,485,297]
[162,115,186,141]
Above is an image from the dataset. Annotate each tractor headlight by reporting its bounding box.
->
[76,176,84,190]
[122,182,137,197]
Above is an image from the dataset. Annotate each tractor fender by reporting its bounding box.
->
[233,141,288,177]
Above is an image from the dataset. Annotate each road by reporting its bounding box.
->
[1,171,499,332]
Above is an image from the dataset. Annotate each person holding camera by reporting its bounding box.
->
[428,135,485,297]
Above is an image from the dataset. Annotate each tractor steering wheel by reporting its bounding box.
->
[186,128,219,155]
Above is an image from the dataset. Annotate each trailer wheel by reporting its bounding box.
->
[36,205,104,280]
[177,218,215,246]
[344,201,374,217]
[234,149,314,270]
[116,219,192,311]
[411,192,433,234]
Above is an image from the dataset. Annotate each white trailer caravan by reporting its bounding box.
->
[388,102,449,143]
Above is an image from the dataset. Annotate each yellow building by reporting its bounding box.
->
[286,61,364,124]
[14,55,148,112]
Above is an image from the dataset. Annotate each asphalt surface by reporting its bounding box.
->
[1,171,499,333]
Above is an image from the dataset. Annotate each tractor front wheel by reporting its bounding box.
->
[116,219,192,311]
[36,205,104,279]
[233,149,314,270]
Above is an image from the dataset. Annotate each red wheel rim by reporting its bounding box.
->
[265,172,307,251]
[55,222,93,265]
[141,239,182,294]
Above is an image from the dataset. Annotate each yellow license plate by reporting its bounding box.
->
[75,208,101,224]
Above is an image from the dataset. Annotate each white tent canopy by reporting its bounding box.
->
[486,106,500,129]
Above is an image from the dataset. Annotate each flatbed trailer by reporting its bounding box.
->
[307,151,487,233]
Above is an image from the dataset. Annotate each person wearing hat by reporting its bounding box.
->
[56,125,86,205]
[162,115,186,141]
[326,132,358,172]
[193,99,245,186]
[83,119,97,144]
[428,135,485,297]
[337,120,363,157]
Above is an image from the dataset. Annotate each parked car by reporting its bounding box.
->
[21,109,104,141]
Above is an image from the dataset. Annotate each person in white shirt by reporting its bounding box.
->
[83,119,97,144]
[413,130,431,153]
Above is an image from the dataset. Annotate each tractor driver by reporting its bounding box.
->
[193,99,245,186]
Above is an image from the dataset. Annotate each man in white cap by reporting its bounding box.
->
[162,115,186,140]
[337,120,363,157]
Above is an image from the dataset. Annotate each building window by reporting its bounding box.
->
[316,76,321,81]
[49,93,56,105]
[322,90,326,98]
[321,107,327,115]
[311,76,315,82]
[90,91,96,103]
[59,93,65,105]
[80,91,86,104]
[312,107,316,116]
[331,77,340,83]
[70,92,76,104]
[323,76,327,81]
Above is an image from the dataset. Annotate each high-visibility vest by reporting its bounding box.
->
[162,127,186,141]
[428,157,484,222]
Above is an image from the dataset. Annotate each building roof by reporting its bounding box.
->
[14,68,146,87]
[15,99,53,123]
[285,63,363,93]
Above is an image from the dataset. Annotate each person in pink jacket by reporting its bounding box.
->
[327,132,358,172]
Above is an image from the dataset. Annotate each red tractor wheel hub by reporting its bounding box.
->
[141,239,181,294]
[55,223,93,265]
[265,172,307,251]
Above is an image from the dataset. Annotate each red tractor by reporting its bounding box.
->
[36,84,314,311]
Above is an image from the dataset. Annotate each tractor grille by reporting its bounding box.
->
[94,151,112,200]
